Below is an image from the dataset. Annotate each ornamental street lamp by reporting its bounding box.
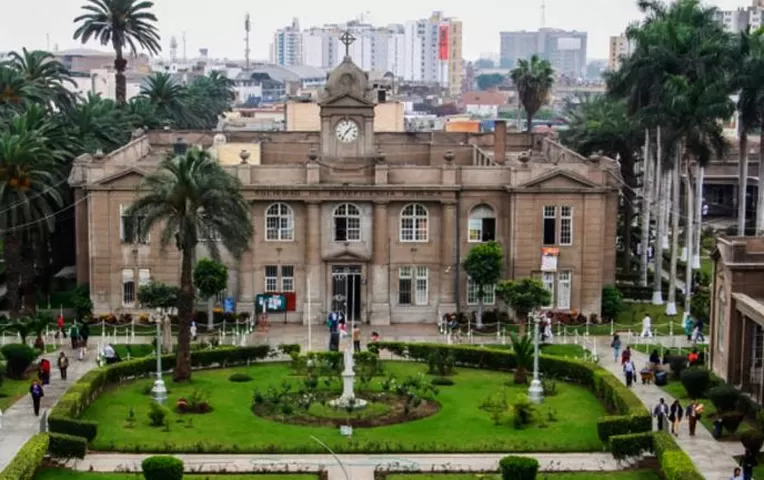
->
[150,308,168,404]
[528,311,544,404]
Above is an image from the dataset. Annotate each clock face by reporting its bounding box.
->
[335,119,359,143]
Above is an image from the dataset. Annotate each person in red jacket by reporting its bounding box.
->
[621,346,632,365]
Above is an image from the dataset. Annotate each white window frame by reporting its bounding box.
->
[414,266,429,306]
[333,203,362,242]
[264,265,279,292]
[398,266,413,305]
[466,277,496,306]
[560,206,573,246]
[265,203,295,241]
[541,272,555,308]
[468,204,496,243]
[281,265,295,292]
[400,203,429,242]
[120,204,150,244]
[122,269,136,307]
[557,271,572,310]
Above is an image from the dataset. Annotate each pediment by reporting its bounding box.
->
[93,167,149,187]
[319,92,375,108]
[520,169,599,189]
[322,249,372,262]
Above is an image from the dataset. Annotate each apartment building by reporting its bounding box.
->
[499,29,588,76]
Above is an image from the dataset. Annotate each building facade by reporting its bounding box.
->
[608,34,635,71]
[500,29,588,76]
[271,18,303,66]
[68,55,620,325]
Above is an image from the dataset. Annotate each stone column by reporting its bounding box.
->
[303,201,322,325]
[370,201,391,325]
[237,204,255,313]
[439,201,458,318]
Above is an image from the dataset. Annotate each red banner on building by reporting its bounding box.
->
[438,25,449,60]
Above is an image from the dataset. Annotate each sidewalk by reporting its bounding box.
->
[597,338,742,480]
[72,452,624,480]
[0,344,98,471]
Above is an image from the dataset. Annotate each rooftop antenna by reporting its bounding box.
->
[182,31,187,62]
[169,36,178,62]
[245,13,251,69]
[541,0,546,28]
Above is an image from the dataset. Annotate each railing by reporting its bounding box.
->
[472,145,497,166]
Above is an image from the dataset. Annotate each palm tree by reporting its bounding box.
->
[508,332,534,384]
[139,73,194,128]
[0,118,65,317]
[73,0,161,105]
[0,66,33,117]
[1,312,52,347]
[4,49,77,111]
[126,149,253,381]
[509,55,555,134]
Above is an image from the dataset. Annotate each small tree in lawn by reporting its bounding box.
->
[138,281,181,354]
[496,278,551,334]
[462,242,503,328]
[601,286,624,322]
[193,258,228,331]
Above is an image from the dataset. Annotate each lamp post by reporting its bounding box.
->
[528,311,544,404]
[150,309,168,404]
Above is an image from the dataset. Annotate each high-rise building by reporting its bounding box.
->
[608,33,635,71]
[499,28,588,76]
[403,11,463,96]
[714,0,764,33]
[271,18,303,66]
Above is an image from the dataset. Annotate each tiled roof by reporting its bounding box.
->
[461,90,508,106]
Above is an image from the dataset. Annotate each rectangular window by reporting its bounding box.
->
[542,272,555,308]
[138,269,151,287]
[281,265,295,292]
[466,278,496,306]
[560,206,572,246]
[542,206,556,246]
[334,217,348,241]
[557,271,572,310]
[415,266,428,305]
[122,269,135,306]
[346,216,361,241]
[398,267,412,305]
[468,218,496,242]
[120,205,149,244]
[265,265,278,292]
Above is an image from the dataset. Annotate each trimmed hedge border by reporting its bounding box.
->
[48,432,88,460]
[653,431,704,480]
[368,342,652,442]
[0,433,49,480]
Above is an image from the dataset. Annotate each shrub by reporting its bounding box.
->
[47,417,98,441]
[665,355,687,380]
[653,432,704,480]
[597,415,652,443]
[680,367,710,398]
[609,432,653,460]
[0,344,36,379]
[148,402,169,427]
[0,433,48,480]
[278,344,301,356]
[48,432,87,460]
[141,455,184,480]
[709,384,741,413]
[431,376,454,386]
[740,429,764,454]
[228,373,252,383]
[511,395,535,429]
[499,455,539,480]
[721,412,745,434]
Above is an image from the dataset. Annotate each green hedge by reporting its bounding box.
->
[48,432,88,459]
[369,342,651,442]
[0,433,49,480]
[608,432,653,460]
[48,345,273,441]
[653,432,704,480]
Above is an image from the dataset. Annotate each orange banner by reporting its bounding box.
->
[438,25,449,60]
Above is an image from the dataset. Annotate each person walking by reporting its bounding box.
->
[611,334,622,363]
[57,352,69,380]
[683,313,694,341]
[686,399,701,436]
[731,467,744,480]
[669,399,683,436]
[69,322,80,350]
[30,379,44,416]
[56,313,66,339]
[80,322,90,350]
[653,398,669,431]
[624,358,636,387]
[352,325,361,353]
[640,313,653,338]
[38,359,51,386]
[742,448,758,480]
[621,346,632,365]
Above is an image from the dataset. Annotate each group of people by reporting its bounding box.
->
[653,397,702,437]
[326,311,378,352]
[29,351,70,416]
[639,313,705,344]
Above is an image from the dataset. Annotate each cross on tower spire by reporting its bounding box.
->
[339,30,356,58]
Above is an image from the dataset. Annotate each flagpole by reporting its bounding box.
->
[307,280,312,352]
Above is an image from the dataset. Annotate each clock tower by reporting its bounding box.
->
[319,30,377,158]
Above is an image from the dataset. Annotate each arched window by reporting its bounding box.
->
[716,286,727,353]
[265,203,294,241]
[333,203,361,241]
[468,204,496,242]
[400,203,429,242]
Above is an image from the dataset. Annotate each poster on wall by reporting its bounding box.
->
[224,297,236,313]
[438,25,449,60]
[540,247,559,272]
[255,294,287,313]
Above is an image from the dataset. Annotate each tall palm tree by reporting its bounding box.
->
[73,0,161,105]
[4,49,77,111]
[509,55,555,134]
[126,149,253,381]
[139,73,194,128]
[0,118,65,317]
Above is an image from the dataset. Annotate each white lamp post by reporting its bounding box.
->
[528,311,544,404]
[150,309,168,404]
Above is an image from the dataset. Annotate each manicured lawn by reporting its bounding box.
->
[539,344,588,359]
[0,377,30,411]
[34,470,317,480]
[112,344,154,359]
[611,302,684,336]
[80,362,606,453]
[388,471,662,480]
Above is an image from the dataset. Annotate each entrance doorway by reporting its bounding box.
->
[331,265,362,324]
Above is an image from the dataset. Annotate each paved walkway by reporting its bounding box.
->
[597,338,742,480]
[72,453,624,480]
[0,343,98,471]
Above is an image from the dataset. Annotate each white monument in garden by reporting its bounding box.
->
[329,346,368,410]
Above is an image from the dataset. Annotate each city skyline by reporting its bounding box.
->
[2,0,757,62]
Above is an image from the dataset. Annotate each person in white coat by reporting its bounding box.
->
[641,314,653,338]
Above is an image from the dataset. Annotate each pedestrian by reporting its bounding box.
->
[624,358,636,387]
[649,349,660,369]
[742,448,758,480]
[653,398,669,431]
[686,399,702,436]
[641,313,653,338]
[191,321,198,341]
[38,359,51,385]
[80,322,90,350]
[352,325,361,353]
[30,379,44,416]
[611,334,622,363]
[669,399,683,436]
[731,467,743,480]
[621,346,631,365]
[69,322,80,350]
[371,331,380,343]
[57,352,69,380]
[56,313,66,339]
[683,313,694,341]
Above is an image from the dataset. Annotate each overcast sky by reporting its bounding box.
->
[0,0,752,61]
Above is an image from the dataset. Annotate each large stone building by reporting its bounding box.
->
[68,53,621,325]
